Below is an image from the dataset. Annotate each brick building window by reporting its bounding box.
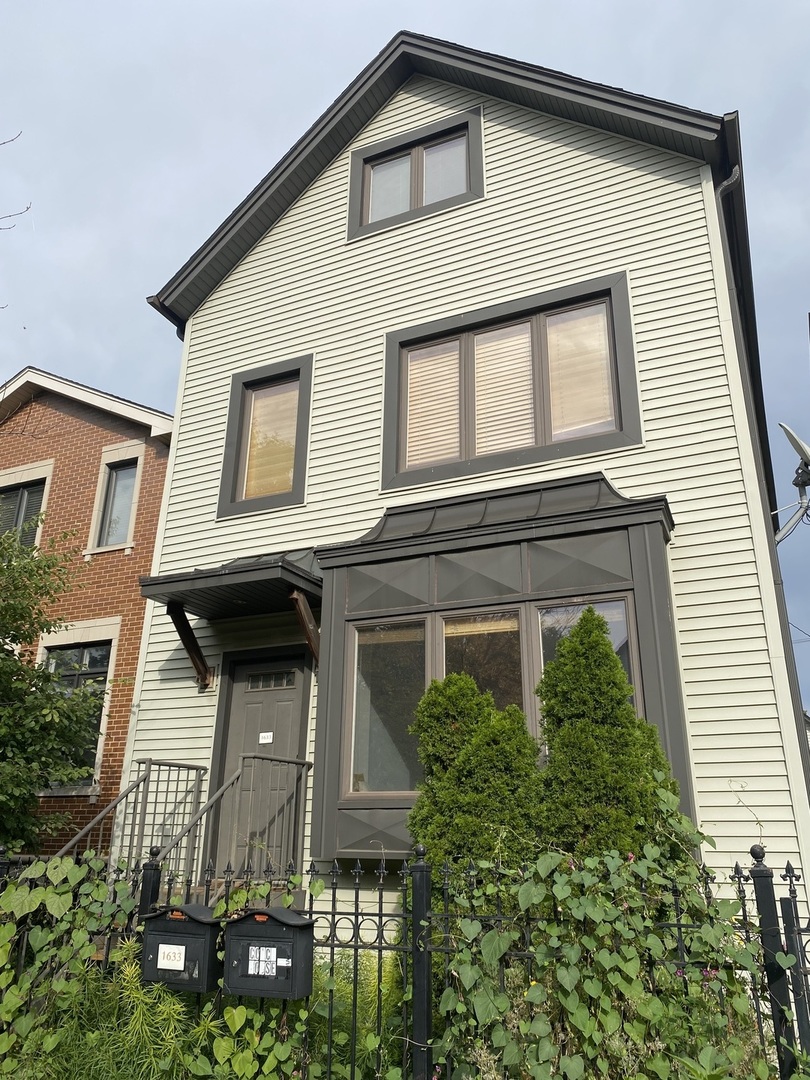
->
[0,480,46,548]
[47,642,111,781]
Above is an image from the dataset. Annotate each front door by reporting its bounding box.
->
[215,655,307,874]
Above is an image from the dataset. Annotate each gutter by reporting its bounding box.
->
[146,294,186,340]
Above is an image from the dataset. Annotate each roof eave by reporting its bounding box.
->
[0,367,173,442]
[150,30,726,329]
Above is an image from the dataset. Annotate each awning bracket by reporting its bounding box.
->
[290,589,320,664]
[167,602,213,688]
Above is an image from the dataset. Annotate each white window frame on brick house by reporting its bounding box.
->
[37,616,121,796]
[0,459,54,548]
[85,440,147,556]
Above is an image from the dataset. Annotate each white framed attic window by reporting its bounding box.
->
[85,440,146,555]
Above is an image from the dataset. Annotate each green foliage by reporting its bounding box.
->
[437,823,772,1080]
[536,606,682,859]
[1,857,403,1079]
[0,528,100,849]
[1,849,776,1080]
[408,674,544,866]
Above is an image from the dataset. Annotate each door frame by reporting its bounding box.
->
[204,645,313,872]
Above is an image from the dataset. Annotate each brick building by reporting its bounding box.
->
[0,368,172,849]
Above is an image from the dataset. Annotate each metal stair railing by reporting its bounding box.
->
[56,758,207,864]
[155,753,313,885]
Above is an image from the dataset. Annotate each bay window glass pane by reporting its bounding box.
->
[239,378,299,500]
[444,611,522,710]
[423,134,467,205]
[405,341,461,468]
[353,622,425,792]
[540,600,631,679]
[99,461,137,546]
[546,303,616,441]
[474,322,535,456]
[368,155,411,222]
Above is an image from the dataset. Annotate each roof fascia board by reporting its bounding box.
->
[152,31,726,328]
[403,37,723,144]
[0,367,173,441]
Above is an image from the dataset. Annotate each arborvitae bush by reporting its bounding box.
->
[408,674,544,866]
[536,605,680,858]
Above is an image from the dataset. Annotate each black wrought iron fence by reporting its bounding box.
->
[3,843,810,1078]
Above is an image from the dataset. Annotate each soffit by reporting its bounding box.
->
[140,549,322,621]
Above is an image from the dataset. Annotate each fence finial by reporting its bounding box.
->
[750,843,766,865]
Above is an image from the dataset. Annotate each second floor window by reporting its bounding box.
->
[98,460,137,547]
[382,274,641,490]
[404,299,616,471]
[0,480,45,548]
[238,377,301,500]
[218,356,313,518]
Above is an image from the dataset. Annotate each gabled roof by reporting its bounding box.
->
[149,30,736,331]
[0,367,173,442]
[146,31,773,516]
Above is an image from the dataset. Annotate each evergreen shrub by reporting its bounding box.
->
[536,605,683,859]
[408,673,544,866]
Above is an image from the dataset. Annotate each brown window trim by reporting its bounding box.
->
[347,108,484,240]
[381,273,642,491]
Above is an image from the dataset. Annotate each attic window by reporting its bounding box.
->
[348,108,484,240]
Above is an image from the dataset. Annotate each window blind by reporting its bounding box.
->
[547,303,615,441]
[474,322,535,456]
[405,341,460,468]
[240,379,299,499]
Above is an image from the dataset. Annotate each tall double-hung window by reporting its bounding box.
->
[382,274,641,489]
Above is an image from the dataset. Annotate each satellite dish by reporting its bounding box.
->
[775,423,810,544]
[779,423,810,469]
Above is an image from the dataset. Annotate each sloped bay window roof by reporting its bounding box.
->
[311,475,694,863]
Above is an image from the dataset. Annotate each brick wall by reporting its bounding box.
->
[0,390,169,851]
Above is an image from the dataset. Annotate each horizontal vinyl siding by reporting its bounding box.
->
[128,75,805,875]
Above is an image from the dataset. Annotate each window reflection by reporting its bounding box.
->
[444,611,522,710]
[352,622,425,792]
[539,600,631,678]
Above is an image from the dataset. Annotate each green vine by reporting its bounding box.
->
[435,841,773,1080]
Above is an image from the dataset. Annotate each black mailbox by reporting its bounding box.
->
[141,904,222,993]
[223,907,314,999]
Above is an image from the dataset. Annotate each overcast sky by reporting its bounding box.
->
[3,1,810,698]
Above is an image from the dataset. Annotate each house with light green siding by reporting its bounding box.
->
[118,32,810,879]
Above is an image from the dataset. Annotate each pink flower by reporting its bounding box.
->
[627,853,635,862]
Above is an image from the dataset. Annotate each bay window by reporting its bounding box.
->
[313,476,693,860]
[348,598,635,795]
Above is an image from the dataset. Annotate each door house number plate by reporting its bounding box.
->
[258,731,274,744]
[157,943,186,971]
